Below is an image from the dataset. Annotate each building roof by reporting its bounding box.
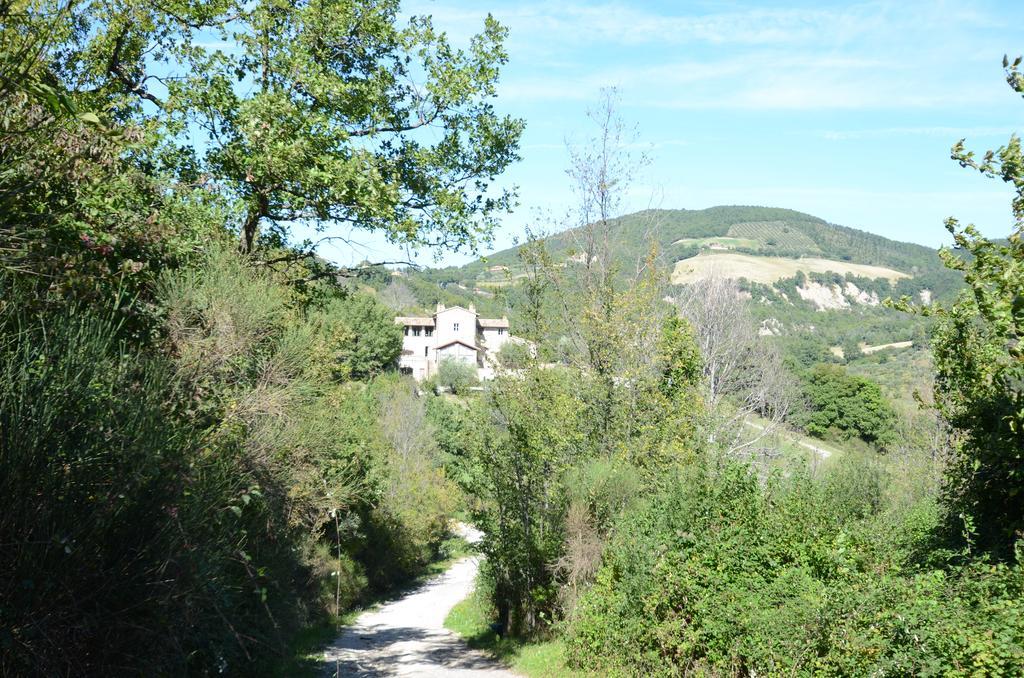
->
[435,339,480,352]
[394,316,435,327]
[435,305,474,315]
[478,317,509,329]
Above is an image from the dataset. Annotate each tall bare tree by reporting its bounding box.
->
[519,89,669,451]
[675,272,792,456]
[379,279,418,313]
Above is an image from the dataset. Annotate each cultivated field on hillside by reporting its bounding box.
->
[671,252,910,284]
[672,236,761,250]
[727,221,822,252]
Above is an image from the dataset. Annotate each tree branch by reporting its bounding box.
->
[107,30,163,107]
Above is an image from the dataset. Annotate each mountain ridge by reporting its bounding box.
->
[425,206,962,301]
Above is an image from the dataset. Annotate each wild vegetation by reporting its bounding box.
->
[2,0,1022,675]
[438,70,1024,676]
[0,1,515,673]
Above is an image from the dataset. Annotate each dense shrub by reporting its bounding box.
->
[795,364,897,446]
[496,340,532,369]
[160,249,457,598]
[922,61,1024,557]
[566,456,1024,676]
[0,293,308,675]
[436,358,480,394]
[0,246,460,674]
[310,293,403,381]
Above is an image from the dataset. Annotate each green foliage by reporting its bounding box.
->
[563,460,641,536]
[311,293,403,381]
[1,242,460,672]
[1,1,508,672]
[566,456,1024,676]
[439,205,961,302]
[0,59,225,339]
[436,358,480,394]
[795,364,898,447]
[727,220,823,254]
[463,317,703,636]
[496,340,532,369]
[917,54,1024,558]
[0,291,306,674]
[471,366,589,634]
[778,334,840,370]
[60,0,523,254]
[655,315,702,398]
[444,578,586,678]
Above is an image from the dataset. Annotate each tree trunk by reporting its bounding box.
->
[240,194,268,254]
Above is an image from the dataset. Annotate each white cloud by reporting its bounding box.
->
[816,126,1018,141]
[410,0,1018,111]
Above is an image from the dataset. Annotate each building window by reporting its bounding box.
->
[413,327,421,337]
[498,327,505,335]
[425,327,433,336]
[453,322,460,332]
[424,346,429,356]
[404,326,409,336]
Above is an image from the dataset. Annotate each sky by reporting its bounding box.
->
[309,0,1024,269]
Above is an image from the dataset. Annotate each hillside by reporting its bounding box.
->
[403,206,962,309]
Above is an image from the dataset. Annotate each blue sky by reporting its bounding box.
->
[312,0,1024,268]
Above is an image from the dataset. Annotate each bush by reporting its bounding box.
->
[795,364,897,447]
[496,340,532,369]
[0,246,465,674]
[436,358,480,394]
[310,293,403,381]
[565,456,1024,676]
[555,460,641,616]
[0,293,308,675]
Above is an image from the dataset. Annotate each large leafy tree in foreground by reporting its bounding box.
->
[929,55,1024,558]
[57,0,523,256]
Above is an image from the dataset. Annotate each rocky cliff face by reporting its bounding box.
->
[794,280,882,311]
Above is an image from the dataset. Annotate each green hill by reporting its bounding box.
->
[419,206,961,303]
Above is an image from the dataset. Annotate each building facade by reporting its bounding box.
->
[395,304,511,381]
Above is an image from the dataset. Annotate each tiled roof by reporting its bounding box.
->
[394,317,435,326]
[436,339,480,351]
[478,318,509,328]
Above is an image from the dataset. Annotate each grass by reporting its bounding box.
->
[845,346,933,417]
[743,414,850,474]
[670,252,910,285]
[444,585,592,677]
[273,533,476,677]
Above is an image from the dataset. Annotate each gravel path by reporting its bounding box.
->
[745,420,833,459]
[322,528,516,677]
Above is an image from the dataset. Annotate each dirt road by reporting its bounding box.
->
[322,528,515,677]
[745,419,834,459]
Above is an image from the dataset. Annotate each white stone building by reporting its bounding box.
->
[395,303,511,381]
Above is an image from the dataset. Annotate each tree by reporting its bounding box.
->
[496,340,531,370]
[477,366,588,634]
[796,364,896,446]
[914,55,1024,558]
[520,89,669,454]
[379,279,418,313]
[0,6,222,332]
[313,292,402,380]
[675,273,792,455]
[53,0,524,257]
[435,357,478,394]
[656,315,702,399]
